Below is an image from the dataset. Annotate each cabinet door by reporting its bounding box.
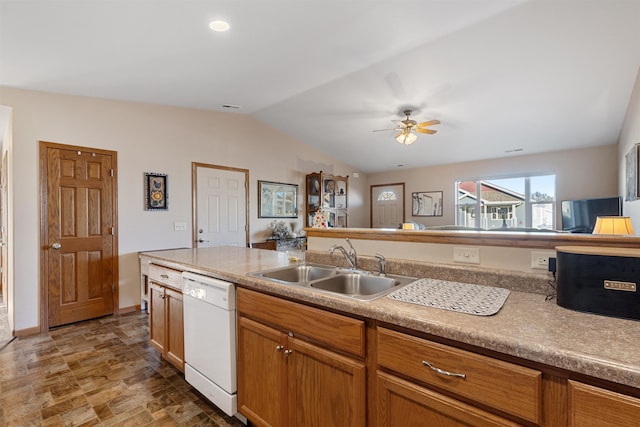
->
[149,282,165,354]
[238,316,288,427]
[377,371,522,427]
[288,337,366,427]
[165,287,184,371]
[568,380,640,427]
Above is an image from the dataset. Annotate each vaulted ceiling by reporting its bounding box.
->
[1,0,639,173]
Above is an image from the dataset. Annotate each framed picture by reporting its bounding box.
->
[144,172,168,211]
[625,143,640,201]
[412,191,443,216]
[259,180,298,218]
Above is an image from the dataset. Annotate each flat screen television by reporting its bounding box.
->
[561,196,622,233]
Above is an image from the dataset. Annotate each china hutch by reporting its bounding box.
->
[305,171,349,228]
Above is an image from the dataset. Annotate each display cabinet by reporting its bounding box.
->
[305,171,348,228]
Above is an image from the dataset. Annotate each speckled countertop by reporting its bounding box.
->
[140,246,640,389]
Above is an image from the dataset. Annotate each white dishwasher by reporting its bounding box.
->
[182,272,243,420]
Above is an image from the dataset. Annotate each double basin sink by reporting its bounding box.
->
[248,263,416,301]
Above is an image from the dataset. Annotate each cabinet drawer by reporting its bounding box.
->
[149,264,182,290]
[568,381,640,426]
[237,288,365,358]
[377,327,541,424]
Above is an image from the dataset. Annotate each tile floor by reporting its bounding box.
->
[0,312,246,426]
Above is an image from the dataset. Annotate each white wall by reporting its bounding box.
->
[1,108,14,333]
[0,87,368,331]
[618,67,640,229]
[367,144,618,229]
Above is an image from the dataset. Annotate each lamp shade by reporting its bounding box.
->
[592,216,635,235]
[396,131,417,145]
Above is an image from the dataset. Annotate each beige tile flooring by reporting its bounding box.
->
[0,312,246,426]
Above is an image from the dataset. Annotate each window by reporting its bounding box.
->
[489,206,513,220]
[455,174,555,229]
[377,191,397,201]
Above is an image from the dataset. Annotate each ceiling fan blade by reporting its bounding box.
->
[373,127,403,132]
[416,128,437,134]
[417,120,441,127]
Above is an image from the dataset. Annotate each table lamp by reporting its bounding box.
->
[592,216,635,235]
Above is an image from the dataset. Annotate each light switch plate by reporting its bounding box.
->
[453,247,480,264]
[174,222,187,231]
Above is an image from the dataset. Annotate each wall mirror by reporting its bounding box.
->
[259,180,298,218]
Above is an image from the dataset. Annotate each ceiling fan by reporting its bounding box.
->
[373,109,440,145]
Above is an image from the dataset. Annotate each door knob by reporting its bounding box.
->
[51,243,61,250]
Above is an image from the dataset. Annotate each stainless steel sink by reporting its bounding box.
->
[248,264,416,301]
[249,264,338,283]
[310,273,403,300]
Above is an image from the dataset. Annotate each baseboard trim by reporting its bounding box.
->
[15,325,40,337]
[119,304,141,314]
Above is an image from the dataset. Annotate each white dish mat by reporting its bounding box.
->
[388,278,510,316]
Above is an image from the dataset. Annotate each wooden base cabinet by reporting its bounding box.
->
[568,381,640,427]
[377,371,521,427]
[148,264,184,372]
[237,288,366,427]
[237,317,287,427]
[376,327,542,426]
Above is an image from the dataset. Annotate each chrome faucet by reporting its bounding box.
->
[329,238,358,269]
[375,253,386,276]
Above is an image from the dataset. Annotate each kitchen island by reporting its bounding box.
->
[141,246,640,426]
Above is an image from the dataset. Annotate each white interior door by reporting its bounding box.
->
[371,184,404,228]
[195,165,248,248]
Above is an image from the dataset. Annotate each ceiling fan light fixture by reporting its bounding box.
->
[396,131,417,145]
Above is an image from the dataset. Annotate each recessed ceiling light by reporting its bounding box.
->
[209,20,230,32]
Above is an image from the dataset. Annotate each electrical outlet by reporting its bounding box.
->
[531,251,555,270]
[174,222,187,231]
[453,247,480,264]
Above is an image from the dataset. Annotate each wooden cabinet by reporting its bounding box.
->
[140,255,151,311]
[376,327,542,426]
[148,264,184,372]
[306,171,348,228]
[377,371,521,426]
[568,380,640,426]
[237,288,366,427]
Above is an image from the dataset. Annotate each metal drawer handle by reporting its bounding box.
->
[276,345,284,352]
[284,349,293,357]
[160,274,169,279]
[422,360,466,379]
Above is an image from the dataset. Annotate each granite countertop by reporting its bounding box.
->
[140,246,640,389]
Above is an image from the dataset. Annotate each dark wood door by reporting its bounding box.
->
[41,142,117,328]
